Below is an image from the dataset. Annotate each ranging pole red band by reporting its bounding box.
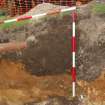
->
[71,36,76,52]
[17,16,32,21]
[71,67,76,81]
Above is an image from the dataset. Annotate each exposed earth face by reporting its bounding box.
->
[77,0,105,81]
[0,60,82,105]
[0,1,105,105]
[0,1,104,81]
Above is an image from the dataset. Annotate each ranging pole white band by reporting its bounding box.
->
[72,82,76,97]
[32,13,47,19]
[0,6,76,24]
[73,22,76,37]
[61,6,76,12]
[4,19,17,23]
[72,52,76,68]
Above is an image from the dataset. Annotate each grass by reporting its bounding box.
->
[92,3,105,14]
[0,19,31,30]
[0,16,6,20]
[0,10,72,30]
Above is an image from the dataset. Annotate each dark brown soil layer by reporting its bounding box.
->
[0,13,73,76]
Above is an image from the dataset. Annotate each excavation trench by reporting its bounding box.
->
[0,1,105,105]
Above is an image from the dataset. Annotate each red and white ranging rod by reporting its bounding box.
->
[0,6,76,24]
[71,11,77,97]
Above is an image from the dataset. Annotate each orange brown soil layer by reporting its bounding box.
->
[0,59,73,103]
[78,71,105,102]
[0,59,104,104]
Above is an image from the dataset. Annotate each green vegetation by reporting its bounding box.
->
[0,10,72,30]
[0,16,6,20]
[0,19,30,30]
[92,3,105,13]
